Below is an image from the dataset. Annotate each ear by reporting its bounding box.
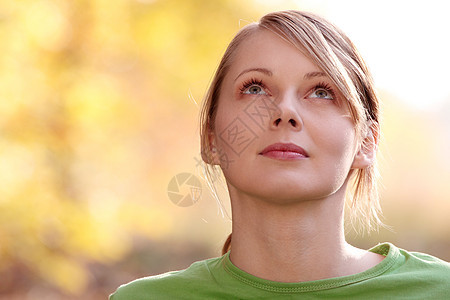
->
[201,129,221,165]
[351,122,379,169]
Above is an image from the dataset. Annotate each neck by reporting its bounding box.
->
[228,186,382,282]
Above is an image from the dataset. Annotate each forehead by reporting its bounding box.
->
[228,29,321,77]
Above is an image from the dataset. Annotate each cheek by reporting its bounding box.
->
[333,133,358,179]
[213,97,264,160]
[334,128,356,155]
[313,117,357,165]
[212,109,251,172]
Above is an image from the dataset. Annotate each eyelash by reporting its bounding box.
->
[238,78,336,99]
[313,82,336,99]
[239,78,266,93]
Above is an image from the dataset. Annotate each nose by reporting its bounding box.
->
[270,92,303,131]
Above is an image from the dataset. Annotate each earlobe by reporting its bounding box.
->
[351,122,379,169]
[201,131,221,165]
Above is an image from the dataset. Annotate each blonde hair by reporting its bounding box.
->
[199,10,385,255]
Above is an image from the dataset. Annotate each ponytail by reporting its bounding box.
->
[221,233,232,255]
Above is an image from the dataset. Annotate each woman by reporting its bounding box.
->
[111,10,450,299]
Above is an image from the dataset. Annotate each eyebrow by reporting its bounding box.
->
[303,71,327,80]
[234,68,273,82]
[234,68,328,82]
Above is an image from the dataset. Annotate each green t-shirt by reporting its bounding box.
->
[110,242,450,299]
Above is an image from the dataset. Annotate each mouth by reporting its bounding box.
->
[259,142,309,160]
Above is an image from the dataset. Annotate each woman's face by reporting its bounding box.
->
[211,29,363,204]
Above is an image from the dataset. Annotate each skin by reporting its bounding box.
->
[209,29,384,282]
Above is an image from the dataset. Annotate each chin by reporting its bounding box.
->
[224,168,345,204]
[258,189,328,204]
[240,180,337,205]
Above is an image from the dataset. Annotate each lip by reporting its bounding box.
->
[259,143,309,160]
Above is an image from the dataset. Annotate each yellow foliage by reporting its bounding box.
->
[0,0,263,296]
[37,254,89,295]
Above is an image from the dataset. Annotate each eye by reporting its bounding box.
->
[307,83,335,100]
[243,85,267,95]
[240,78,268,95]
[310,88,333,99]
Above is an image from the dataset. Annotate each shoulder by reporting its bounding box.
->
[375,242,450,271]
[369,242,450,294]
[371,242,450,269]
[399,246,450,276]
[109,256,225,300]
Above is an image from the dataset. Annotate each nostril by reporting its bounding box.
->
[289,119,297,127]
[274,118,281,126]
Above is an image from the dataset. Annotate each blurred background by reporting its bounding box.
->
[0,0,449,299]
